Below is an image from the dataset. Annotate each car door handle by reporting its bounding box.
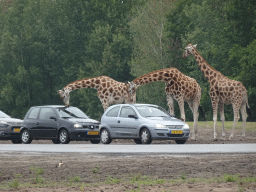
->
[118,120,120,123]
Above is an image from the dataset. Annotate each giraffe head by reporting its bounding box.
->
[127,81,138,103]
[183,43,197,58]
[58,89,70,106]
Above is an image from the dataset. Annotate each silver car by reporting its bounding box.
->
[0,110,23,144]
[100,104,190,144]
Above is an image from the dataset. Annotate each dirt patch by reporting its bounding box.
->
[0,127,256,191]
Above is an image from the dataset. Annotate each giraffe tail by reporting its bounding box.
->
[246,104,253,122]
[199,105,206,121]
[245,94,253,121]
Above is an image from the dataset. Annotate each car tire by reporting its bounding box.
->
[90,139,101,144]
[21,130,32,144]
[175,140,187,144]
[100,129,112,144]
[52,139,60,144]
[134,139,142,144]
[59,129,70,144]
[11,139,22,144]
[140,128,152,144]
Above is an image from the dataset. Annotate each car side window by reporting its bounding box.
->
[106,106,120,117]
[120,107,136,118]
[28,108,40,119]
[39,108,57,120]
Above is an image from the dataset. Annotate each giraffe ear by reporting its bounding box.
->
[193,44,197,48]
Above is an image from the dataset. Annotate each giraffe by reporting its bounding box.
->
[128,67,204,140]
[58,76,136,111]
[183,43,250,140]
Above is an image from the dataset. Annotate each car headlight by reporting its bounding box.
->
[74,124,82,128]
[154,124,168,130]
[183,124,190,130]
[0,123,9,128]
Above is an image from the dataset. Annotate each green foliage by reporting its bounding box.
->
[92,166,100,174]
[7,179,19,188]
[223,173,239,182]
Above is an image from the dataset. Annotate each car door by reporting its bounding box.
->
[37,108,58,138]
[103,106,121,137]
[117,106,139,138]
[25,107,40,138]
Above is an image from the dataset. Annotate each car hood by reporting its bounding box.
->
[67,118,100,124]
[144,116,186,126]
[0,118,23,124]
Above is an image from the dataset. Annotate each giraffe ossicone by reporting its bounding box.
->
[183,43,250,140]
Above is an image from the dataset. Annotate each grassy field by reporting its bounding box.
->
[186,121,256,131]
[0,172,256,191]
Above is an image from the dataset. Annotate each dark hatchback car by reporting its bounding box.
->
[21,105,100,144]
[0,110,23,144]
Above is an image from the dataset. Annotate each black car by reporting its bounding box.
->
[0,110,23,144]
[21,105,100,144]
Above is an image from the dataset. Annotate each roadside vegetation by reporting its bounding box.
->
[186,121,256,131]
[0,170,256,191]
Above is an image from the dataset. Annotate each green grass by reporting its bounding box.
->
[186,121,256,131]
[0,173,256,191]
[0,173,256,190]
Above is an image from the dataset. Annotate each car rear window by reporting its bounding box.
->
[106,106,120,117]
[28,108,40,119]
[39,108,56,119]
[120,107,136,118]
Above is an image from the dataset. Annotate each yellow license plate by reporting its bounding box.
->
[88,131,99,135]
[13,128,20,133]
[171,130,183,134]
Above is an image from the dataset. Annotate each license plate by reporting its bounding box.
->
[171,130,183,134]
[13,128,20,133]
[88,131,99,135]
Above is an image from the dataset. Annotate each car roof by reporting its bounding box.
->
[31,105,75,108]
[109,103,158,108]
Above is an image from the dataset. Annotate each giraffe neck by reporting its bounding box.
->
[64,77,104,92]
[192,49,223,86]
[133,68,179,86]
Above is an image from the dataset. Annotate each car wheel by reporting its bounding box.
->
[134,139,142,144]
[140,128,152,144]
[175,140,187,144]
[90,139,100,144]
[52,139,60,144]
[59,129,70,144]
[100,129,112,144]
[21,130,32,144]
[11,139,22,144]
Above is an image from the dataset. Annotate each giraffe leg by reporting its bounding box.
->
[211,98,219,141]
[187,101,198,140]
[177,99,185,122]
[219,103,225,140]
[240,102,247,138]
[229,103,241,140]
[166,94,175,116]
[100,98,109,112]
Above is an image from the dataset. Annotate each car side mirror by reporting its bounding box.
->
[128,115,138,119]
[50,116,57,121]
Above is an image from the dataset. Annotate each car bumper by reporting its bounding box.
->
[0,131,20,140]
[69,130,100,141]
[150,128,190,140]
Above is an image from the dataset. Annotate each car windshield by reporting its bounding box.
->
[56,107,88,118]
[135,105,170,118]
[0,110,10,118]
